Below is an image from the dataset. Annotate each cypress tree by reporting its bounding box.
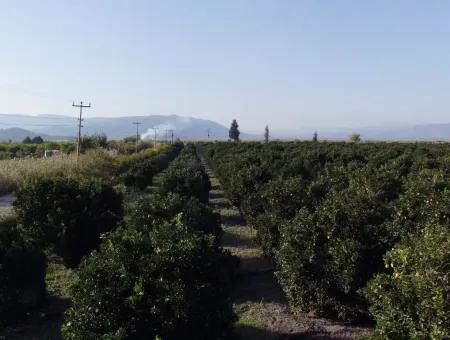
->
[229,120,240,142]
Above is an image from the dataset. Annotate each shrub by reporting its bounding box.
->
[276,171,396,320]
[241,176,309,256]
[119,143,183,189]
[200,141,450,322]
[121,158,159,188]
[31,136,44,144]
[62,220,236,340]
[0,216,46,326]
[127,192,222,239]
[81,134,107,150]
[14,177,123,268]
[363,223,450,339]
[387,169,450,239]
[159,146,211,203]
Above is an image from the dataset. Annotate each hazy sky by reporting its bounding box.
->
[1,0,450,130]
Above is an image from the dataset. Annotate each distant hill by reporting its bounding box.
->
[0,114,245,140]
[0,113,449,141]
[0,127,66,142]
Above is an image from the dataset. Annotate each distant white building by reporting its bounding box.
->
[44,150,61,158]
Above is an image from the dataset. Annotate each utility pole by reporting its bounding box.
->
[72,101,91,162]
[132,122,141,153]
[164,129,169,143]
[152,127,158,148]
[167,129,175,144]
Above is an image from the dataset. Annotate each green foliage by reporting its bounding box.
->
[363,223,450,339]
[242,176,308,255]
[14,177,123,268]
[159,145,211,203]
[107,138,153,155]
[22,136,44,144]
[0,216,47,326]
[127,192,222,239]
[81,134,107,150]
[62,142,236,338]
[31,136,44,144]
[200,141,450,323]
[0,151,8,160]
[119,143,183,189]
[387,169,450,238]
[276,173,395,319]
[62,219,236,340]
[0,140,74,158]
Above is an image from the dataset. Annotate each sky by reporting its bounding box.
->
[1,0,450,131]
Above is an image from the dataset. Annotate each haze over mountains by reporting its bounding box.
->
[0,114,235,141]
[0,113,449,141]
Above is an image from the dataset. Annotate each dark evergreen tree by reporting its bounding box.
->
[312,131,318,142]
[264,125,269,143]
[22,136,32,143]
[229,119,240,142]
[31,136,44,144]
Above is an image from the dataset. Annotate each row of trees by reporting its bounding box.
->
[202,141,450,339]
[228,120,360,143]
[1,143,238,339]
[22,136,44,144]
[63,145,237,339]
[0,144,183,326]
[1,133,158,160]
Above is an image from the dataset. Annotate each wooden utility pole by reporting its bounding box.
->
[152,127,158,148]
[167,129,175,144]
[164,129,169,143]
[72,101,91,161]
[132,122,141,153]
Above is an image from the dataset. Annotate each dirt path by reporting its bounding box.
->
[203,163,372,340]
[0,194,14,217]
[0,257,74,340]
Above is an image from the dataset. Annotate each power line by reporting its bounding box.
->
[72,101,91,161]
[132,121,142,153]
[0,122,73,127]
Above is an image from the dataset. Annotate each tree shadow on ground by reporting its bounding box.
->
[0,294,70,340]
[209,189,225,199]
[220,213,246,227]
[210,199,232,210]
[232,271,284,304]
[235,324,338,340]
[222,230,256,248]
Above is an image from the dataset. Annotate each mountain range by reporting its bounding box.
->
[0,113,449,141]
[0,114,237,141]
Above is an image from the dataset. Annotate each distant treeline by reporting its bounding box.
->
[0,134,161,159]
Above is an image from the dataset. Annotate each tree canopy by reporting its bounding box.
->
[229,120,240,142]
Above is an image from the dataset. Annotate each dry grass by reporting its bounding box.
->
[0,149,118,194]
